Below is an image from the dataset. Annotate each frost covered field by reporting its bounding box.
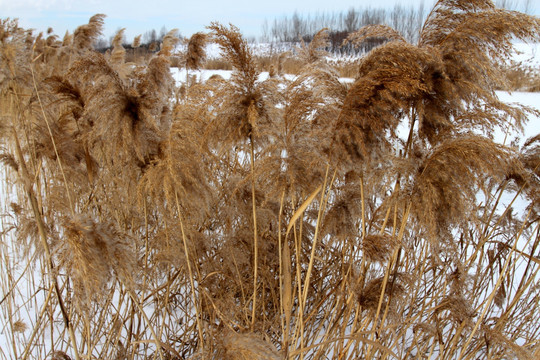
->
[1,2,540,359]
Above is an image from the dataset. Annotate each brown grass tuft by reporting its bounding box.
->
[51,351,72,360]
[0,152,18,171]
[221,332,280,360]
[158,28,180,57]
[185,32,208,70]
[408,134,520,239]
[358,275,407,312]
[297,28,330,64]
[344,24,406,46]
[362,234,397,263]
[12,319,27,333]
[58,215,136,305]
[132,34,141,48]
[110,28,126,65]
[73,14,105,50]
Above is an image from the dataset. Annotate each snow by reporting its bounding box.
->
[494,90,540,146]
[510,41,540,69]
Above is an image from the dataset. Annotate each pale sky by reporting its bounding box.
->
[2,0,432,41]
[0,0,537,42]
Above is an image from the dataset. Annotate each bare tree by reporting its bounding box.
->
[343,8,359,32]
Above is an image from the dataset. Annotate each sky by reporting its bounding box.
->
[0,0,537,43]
[4,0,429,41]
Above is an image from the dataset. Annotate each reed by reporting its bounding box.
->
[0,1,539,359]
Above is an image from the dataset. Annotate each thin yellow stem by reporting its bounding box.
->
[250,135,259,328]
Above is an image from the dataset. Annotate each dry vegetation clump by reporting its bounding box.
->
[0,1,540,359]
[57,214,137,305]
[501,60,540,92]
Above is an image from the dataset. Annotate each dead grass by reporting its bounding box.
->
[500,61,540,92]
[0,1,539,359]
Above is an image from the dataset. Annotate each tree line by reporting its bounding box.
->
[93,0,534,52]
[261,4,426,47]
[261,0,534,52]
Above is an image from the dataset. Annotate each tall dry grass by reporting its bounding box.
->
[0,1,540,359]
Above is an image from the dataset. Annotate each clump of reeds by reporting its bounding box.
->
[0,1,539,359]
[110,28,126,66]
[297,28,330,64]
[185,32,208,70]
[220,332,280,359]
[73,14,105,51]
[57,214,137,306]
